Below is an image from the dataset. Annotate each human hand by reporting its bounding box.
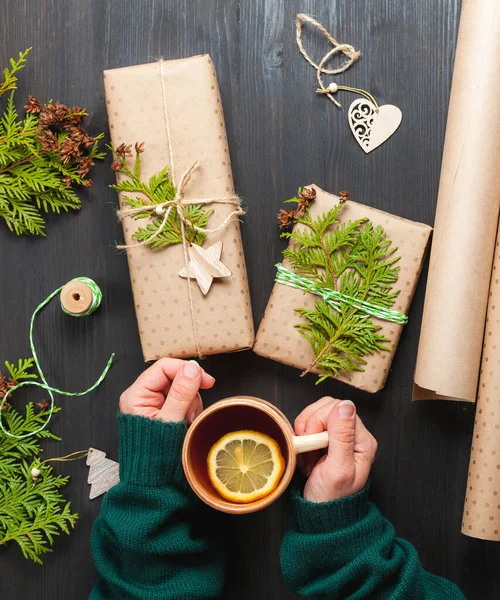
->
[119,358,215,423]
[294,397,377,503]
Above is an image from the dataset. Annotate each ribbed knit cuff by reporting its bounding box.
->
[291,483,370,534]
[118,413,188,488]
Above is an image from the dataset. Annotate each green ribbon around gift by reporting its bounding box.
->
[274,263,408,325]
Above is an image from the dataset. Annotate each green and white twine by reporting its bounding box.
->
[275,263,408,325]
[61,276,103,317]
[0,277,115,439]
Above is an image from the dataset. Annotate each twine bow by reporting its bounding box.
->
[116,161,243,250]
[296,13,361,108]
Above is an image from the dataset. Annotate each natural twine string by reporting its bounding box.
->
[296,13,361,108]
[39,449,90,467]
[116,162,243,249]
[117,59,244,358]
[0,278,115,439]
[275,263,407,321]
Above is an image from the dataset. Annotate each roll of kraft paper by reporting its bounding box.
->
[413,0,500,402]
[462,232,500,540]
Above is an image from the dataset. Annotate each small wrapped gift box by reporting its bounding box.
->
[253,185,432,393]
[104,55,254,361]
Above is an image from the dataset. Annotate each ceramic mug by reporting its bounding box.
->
[182,396,329,514]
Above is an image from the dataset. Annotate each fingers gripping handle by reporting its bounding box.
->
[292,431,329,454]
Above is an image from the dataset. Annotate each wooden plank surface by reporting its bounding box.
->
[1,0,497,598]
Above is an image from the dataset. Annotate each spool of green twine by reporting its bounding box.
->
[0,277,115,439]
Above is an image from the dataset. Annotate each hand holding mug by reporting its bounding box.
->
[294,397,378,503]
[119,358,215,423]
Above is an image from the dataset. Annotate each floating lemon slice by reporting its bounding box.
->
[207,430,285,503]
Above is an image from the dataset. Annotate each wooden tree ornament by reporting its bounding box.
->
[87,448,119,499]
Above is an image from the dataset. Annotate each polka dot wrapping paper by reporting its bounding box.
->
[462,233,500,540]
[253,185,432,393]
[413,0,500,404]
[405,0,500,541]
[104,56,254,361]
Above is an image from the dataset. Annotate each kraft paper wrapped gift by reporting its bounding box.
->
[253,186,432,393]
[104,55,254,361]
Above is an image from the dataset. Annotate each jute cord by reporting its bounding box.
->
[296,13,361,108]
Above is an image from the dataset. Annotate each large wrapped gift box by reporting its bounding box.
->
[104,55,254,361]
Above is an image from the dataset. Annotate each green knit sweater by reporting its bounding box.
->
[91,414,465,599]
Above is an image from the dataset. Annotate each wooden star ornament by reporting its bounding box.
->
[179,241,232,295]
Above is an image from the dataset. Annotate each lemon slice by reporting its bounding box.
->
[207,430,285,503]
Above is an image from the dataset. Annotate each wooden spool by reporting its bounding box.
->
[60,280,93,315]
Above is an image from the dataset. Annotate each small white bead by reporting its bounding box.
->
[155,205,166,216]
[31,467,41,479]
[328,82,338,93]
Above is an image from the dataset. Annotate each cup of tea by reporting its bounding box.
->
[182,396,329,514]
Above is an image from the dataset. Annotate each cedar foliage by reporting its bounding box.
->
[0,48,104,235]
[0,359,77,563]
[110,143,212,249]
[281,189,401,383]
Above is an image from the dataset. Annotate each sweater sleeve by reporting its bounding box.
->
[280,485,465,600]
[90,413,225,600]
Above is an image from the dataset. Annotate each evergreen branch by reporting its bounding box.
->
[5,358,38,381]
[0,359,76,563]
[0,49,31,96]
[0,50,103,236]
[281,190,402,383]
[110,143,212,249]
[0,463,78,564]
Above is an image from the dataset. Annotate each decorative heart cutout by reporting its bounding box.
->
[348,99,402,153]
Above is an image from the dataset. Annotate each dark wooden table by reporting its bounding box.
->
[1,1,497,598]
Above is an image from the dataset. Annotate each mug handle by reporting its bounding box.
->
[292,431,329,454]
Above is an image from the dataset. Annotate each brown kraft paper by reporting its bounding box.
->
[413,0,500,402]
[253,186,432,393]
[462,227,500,540]
[104,56,254,361]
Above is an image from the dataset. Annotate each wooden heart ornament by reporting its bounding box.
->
[348,99,402,153]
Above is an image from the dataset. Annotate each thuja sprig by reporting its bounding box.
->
[110,142,212,249]
[0,48,105,236]
[0,359,78,563]
[0,48,31,96]
[279,189,401,383]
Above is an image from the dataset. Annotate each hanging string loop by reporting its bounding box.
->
[296,13,361,108]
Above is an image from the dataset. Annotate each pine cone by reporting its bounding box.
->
[277,208,296,230]
[24,96,42,114]
[295,187,316,216]
[65,107,87,125]
[59,138,80,164]
[301,187,316,201]
[339,190,350,203]
[76,155,95,177]
[115,143,133,158]
[65,124,85,144]
[38,129,58,152]
[0,373,8,399]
